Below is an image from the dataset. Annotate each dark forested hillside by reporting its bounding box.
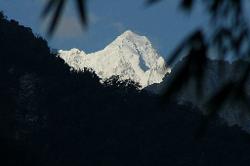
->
[147,55,250,132]
[1,12,250,166]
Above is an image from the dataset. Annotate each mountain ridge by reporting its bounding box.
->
[147,57,250,133]
[3,11,250,166]
[58,30,171,88]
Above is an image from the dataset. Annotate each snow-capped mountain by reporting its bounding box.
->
[58,30,171,88]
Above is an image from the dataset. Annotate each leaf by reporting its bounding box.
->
[145,0,162,6]
[48,0,66,37]
[76,0,87,26]
[167,30,204,65]
[195,82,234,138]
[42,0,88,36]
[180,0,194,11]
[41,0,58,18]
[197,64,250,137]
[161,59,190,101]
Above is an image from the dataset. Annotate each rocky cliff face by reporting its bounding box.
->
[58,30,171,88]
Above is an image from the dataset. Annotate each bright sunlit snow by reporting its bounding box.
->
[58,30,171,88]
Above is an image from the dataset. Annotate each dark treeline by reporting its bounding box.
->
[1,12,250,166]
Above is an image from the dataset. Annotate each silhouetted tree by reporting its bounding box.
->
[1,11,250,166]
[41,0,250,133]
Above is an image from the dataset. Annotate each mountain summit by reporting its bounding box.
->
[58,30,171,88]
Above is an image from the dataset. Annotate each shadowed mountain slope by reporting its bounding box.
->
[1,12,250,166]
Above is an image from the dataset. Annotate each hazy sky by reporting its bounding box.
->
[0,0,212,57]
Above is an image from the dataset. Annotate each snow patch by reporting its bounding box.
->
[58,30,171,88]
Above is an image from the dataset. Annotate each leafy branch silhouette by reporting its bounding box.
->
[163,0,250,135]
[42,0,250,135]
[42,0,87,36]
